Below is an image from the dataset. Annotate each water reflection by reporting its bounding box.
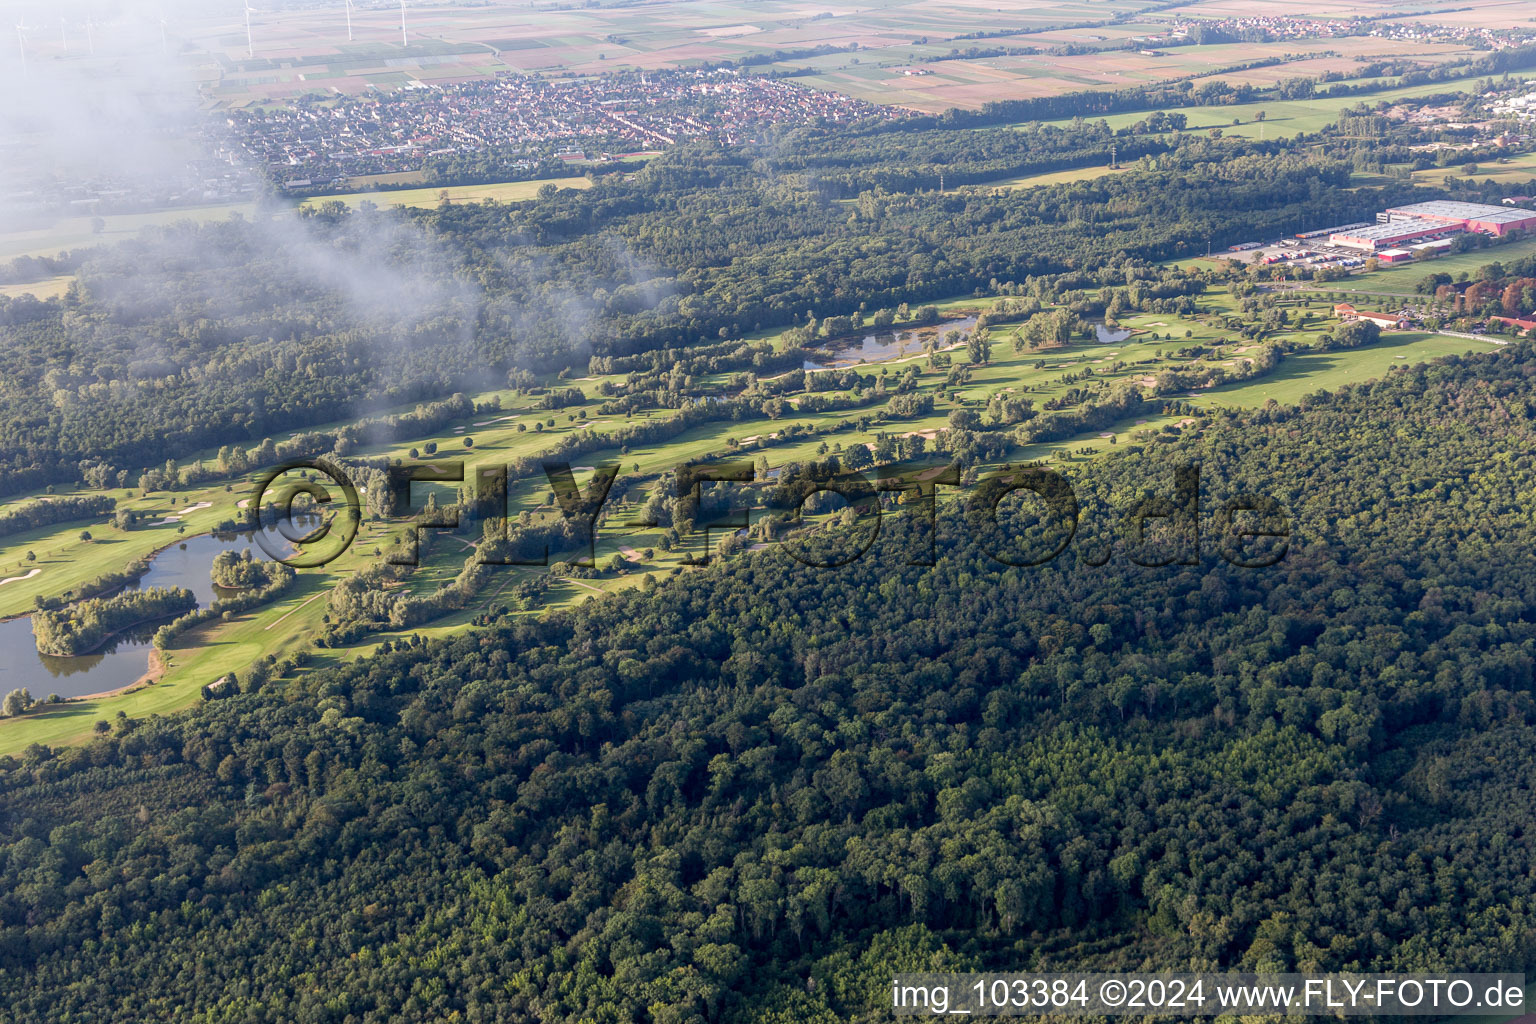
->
[802,317,1129,370]
[803,316,980,371]
[0,517,305,700]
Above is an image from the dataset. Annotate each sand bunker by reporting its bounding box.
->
[150,500,213,525]
[0,567,42,587]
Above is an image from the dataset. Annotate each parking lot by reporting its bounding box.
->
[1221,236,1371,272]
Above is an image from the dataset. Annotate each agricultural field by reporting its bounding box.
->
[987,162,1132,190]
[796,34,1495,112]
[1412,151,1536,187]
[0,275,71,300]
[0,175,592,267]
[0,281,1506,754]
[16,0,1515,110]
[1029,69,1536,138]
[302,175,594,210]
[1378,0,1536,29]
[118,0,1163,106]
[1177,0,1531,23]
[1205,38,1476,83]
[0,202,259,264]
[1189,330,1502,407]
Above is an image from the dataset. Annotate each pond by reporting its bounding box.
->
[0,521,302,701]
[1093,322,1133,344]
[803,315,980,371]
[801,316,1131,370]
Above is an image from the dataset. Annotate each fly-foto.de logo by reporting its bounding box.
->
[246,458,1290,571]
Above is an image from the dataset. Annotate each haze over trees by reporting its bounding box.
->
[0,129,1420,497]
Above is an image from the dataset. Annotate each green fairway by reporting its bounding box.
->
[0,572,337,751]
[0,500,233,618]
[1191,332,1501,407]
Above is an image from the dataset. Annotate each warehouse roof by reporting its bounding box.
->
[1386,200,1536,225]
[1332,218,1449,241]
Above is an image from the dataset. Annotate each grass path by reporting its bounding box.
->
[263,591,327,631]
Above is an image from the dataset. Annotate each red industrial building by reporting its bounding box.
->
[1330,218,1459,251]
[1383,200,1536,237]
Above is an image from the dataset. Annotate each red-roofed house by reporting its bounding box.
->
[1338,304,1407,329]
[1491,316,1536,336]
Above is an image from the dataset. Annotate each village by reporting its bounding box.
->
[223,69,904,189]
[1131,13,1536,50]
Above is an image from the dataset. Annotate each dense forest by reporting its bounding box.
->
[0,126,1436,496]
[3,340,1536,1020]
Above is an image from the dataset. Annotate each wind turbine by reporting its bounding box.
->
[344,0,354,42]
[59,18,67,52]
[14,22,27,76]
[399,0,407,48]
[244,1,256,57]
[85,16,94,55]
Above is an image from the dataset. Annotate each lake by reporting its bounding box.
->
[803,315,980,370]
[802,316,1130,370]
[0,522,299,701]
